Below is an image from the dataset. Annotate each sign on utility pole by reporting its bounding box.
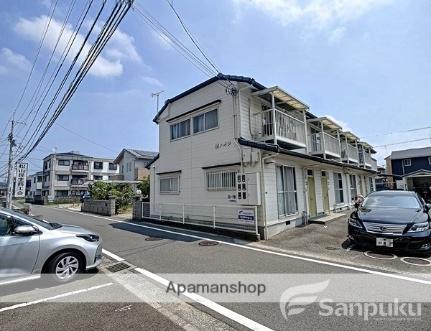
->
[14,163,28,198]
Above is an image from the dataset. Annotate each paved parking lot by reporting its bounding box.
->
[252,217,431,276]
[0,255,236,331]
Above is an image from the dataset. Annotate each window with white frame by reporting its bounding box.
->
[403,159,411,166]
[276,166,298,217]
[170,119,190,140]
[349,175,357,201]
[206,169,236,191]
[193,109,218,134]
[334,172,344,203]
[160,175,180,194]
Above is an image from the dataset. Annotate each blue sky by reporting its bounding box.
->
[0,0,430,175]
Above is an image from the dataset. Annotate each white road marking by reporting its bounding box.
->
[102,249,125,262]
[55,208,431,285]
[0,275,40,286]
[103,248,273,331]
[0,283,113,313]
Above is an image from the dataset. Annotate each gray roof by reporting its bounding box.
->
[114,149,158,164]
[389,147,431,160]
[127,149,158,159]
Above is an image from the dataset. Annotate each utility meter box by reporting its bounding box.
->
[236,172,261,206]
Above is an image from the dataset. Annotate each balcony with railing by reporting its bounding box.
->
[251,86,308,150]
[253,109,306,148]
[341,141,359,163]
[307,117,342,159]
[71,162,89,172]
[70,178,87,187]
[309,132,341,158]
[340,131,359,164]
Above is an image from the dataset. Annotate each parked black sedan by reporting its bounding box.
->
[348,190,431,253]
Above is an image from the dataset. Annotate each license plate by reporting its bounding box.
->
[376,238,393,247]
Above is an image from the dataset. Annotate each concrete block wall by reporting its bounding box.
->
[82,199,116,216]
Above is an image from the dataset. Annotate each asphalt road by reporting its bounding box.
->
[14,205,431,330]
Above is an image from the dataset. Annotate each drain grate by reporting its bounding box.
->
[199,240,219,246]
[107,262,130,273]
[401,257,431,266]
[145,237,163,241]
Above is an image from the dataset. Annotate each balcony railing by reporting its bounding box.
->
[309,132,341,157]
[71,179,87,186]
[341,142,358,162]
[71,164,89,171]
[370,158,378,171]
[253,109,306,147]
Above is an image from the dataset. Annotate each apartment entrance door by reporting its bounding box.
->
[321,171,330,214]
[307,170,317,218]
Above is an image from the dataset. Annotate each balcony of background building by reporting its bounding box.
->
[71,160,89,172]
[358,142,378,171]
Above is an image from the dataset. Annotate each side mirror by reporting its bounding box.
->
[14,225,38,236]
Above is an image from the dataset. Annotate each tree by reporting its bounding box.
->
[88,182,134,213]
[137,177,150,198]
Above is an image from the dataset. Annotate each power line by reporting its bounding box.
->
[16,0,77,128]
[17,0,134,162]
[165,0,221,74]
[15,0,95,154]
[55,123,117,153]
[361,125,431,140]
[11,0,59,120]
[374,137,431,148]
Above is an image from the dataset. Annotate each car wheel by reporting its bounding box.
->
[47,252,82,283]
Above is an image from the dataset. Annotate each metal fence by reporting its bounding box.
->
[137,202,258,235]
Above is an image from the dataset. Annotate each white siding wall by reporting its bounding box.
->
[154,81,241,206]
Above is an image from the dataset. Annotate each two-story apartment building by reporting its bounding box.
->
[41,151,119,199]
[147,74,377,238]
[385,147,431,201]
[114,149,158,181]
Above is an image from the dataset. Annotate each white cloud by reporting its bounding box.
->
[233,0,392,40]
[151,30,173,50]
[0,48,31,72]
[328,26,346,44]
[14,15,142,78]
[324,114,352,132]
[141,76,163,87]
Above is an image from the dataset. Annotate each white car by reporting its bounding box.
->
[0,207,102,284]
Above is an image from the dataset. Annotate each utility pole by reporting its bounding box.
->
[151,90,164,112]
[6,120,16,209]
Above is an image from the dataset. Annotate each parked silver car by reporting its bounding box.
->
[0,207,102,283]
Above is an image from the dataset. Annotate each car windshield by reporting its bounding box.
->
[362,194,421,209]
[0,208,60,230]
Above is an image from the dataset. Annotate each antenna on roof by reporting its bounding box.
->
[151,90,165,113]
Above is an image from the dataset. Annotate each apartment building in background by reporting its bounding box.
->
[40,151,119,199]
[385,147,431,201]
[148,74,378,239]
[114,149,158,180]
[28,171,43,199]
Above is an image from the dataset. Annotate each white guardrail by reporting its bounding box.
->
[139,202,258,234]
